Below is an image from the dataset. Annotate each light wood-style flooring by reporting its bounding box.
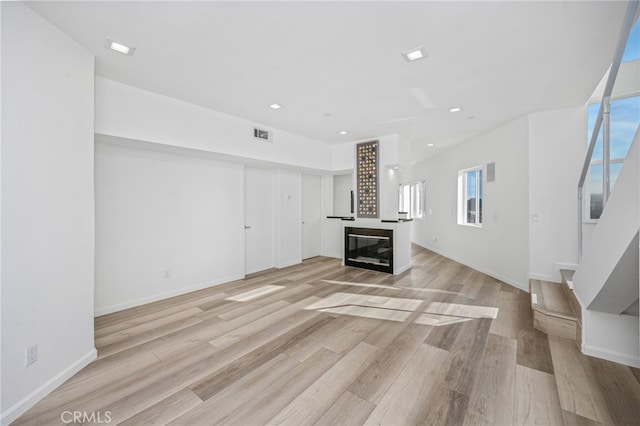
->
[15,245,640,425]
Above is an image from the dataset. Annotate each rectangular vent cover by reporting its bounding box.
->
[253,127,272,142]
[487,162,496,182]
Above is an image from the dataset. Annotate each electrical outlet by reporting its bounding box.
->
[25,344,38,366]
[163,270,171,279]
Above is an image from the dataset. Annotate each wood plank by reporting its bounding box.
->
[96,307,203,348]
[587,354,640,425]
[349,323,433,404]
[363,343,448,426]
[97,314,204,358]
[561,409,606,426]
[94,293,228,338]
[191,312,331,401]
[548,336,613,424]
[464,333,517,426]
[13,343,220,425]
[153,300,290,360]
[119,388,202,426]
[489,290,519,339]
[222,348,342,426]
[314,391,375,426]
[168,354,299,425]
[415,385,470,426]
[439,318,492,397]
[267,342,379,425]
[514,365,564,426]
[208,296,321,350]
[516,290,555,374]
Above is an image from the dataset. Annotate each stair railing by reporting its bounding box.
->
[577,1,639,258]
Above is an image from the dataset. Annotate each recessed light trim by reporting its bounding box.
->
[339,131,349,135]
[449,106,463,113]
[105,38,135,56]
[269,103,283,110]
[402,46,426,62]
[427,143,435,147]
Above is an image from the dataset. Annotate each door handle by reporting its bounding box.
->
[244,225,252,229]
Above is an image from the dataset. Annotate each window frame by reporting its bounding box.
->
[457,166,483,227]
[585,93,639,221]
[398,180,426,219]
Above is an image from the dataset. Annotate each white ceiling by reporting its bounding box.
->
[27,1,628,152]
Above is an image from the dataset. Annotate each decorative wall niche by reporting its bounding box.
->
[356,140,379,218]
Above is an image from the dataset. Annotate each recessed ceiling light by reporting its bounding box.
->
[269,103,282,110]
[427,143,435,147]
[104,38,135,56]
[339,131,349,135]
[466,115,476,120]
[449,106,463,113]
[402,47,426,62]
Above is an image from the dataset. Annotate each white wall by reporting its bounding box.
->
[410,117,530,290]
[275,170,302,268]
[528,106,586,282]
[582,310,640,368]
[321,175,343,259]
[1,3,95,423]
[333,174,353,216]
[94,139,245,315]
[95,77,334,171]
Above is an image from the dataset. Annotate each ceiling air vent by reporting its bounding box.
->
[253,127,273,143]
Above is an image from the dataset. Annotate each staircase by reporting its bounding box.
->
[530,270,581,346]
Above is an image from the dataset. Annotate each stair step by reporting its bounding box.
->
[530,279,579,341]
[559,268,582,328]
[560,269,574,290]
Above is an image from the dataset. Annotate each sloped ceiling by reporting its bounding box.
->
[27,1,628,153]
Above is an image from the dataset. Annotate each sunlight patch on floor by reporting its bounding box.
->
[424,301,498,319]
[321,280,400,290]
[225,285,285,302]
[306,292,499,326]
[320,280,459,295]
[318,305,412,322]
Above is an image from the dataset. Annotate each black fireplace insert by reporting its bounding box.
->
[344,227,393,274]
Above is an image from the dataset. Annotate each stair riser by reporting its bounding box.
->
[533,310,578,341]
[560,279,582,326]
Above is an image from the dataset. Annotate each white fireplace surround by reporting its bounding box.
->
[342,219,412,275]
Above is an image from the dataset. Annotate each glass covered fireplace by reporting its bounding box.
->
[344,227,394,274]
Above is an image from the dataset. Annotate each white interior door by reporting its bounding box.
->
[245,167,275,274]
[302,174,321,259]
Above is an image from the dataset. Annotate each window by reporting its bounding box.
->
[586,95,640,219]
[622,19,639,63]
[458,166,483,226]
[398,181,425,219]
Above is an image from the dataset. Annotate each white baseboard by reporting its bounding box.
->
[320,250,342,259]
[583,344,640,368]
[1,348,97,426]
[528,272,558,283]
[94,274,245,316]
[555,262,578,272]
[394,263,412,275]
[412,242,528,292]
[277,259,302,269]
